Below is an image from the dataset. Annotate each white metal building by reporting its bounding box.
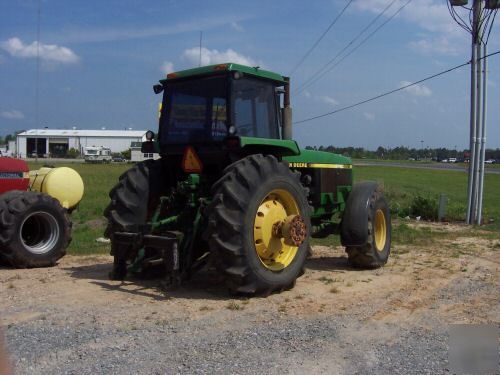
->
[130,141,160,162]
[14,129,147,158]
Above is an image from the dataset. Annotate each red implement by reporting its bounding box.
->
[0,157,29,194]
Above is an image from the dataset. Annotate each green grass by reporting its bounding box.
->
[27,162,500,255]
[354,166,500,225]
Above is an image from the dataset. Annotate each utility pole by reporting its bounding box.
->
[448,0,498,225]
[35,0,41,162]
[466,0,484,224]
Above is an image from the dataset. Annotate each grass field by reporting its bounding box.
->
[355,166,500,223]
[28,161,500,255]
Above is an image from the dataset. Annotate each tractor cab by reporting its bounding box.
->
[145,63,291,156]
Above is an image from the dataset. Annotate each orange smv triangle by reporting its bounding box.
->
[182,146,203,173]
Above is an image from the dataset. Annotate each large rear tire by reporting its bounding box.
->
[207,155,311,295]
[345,190,391,268]
[0,191,71,268]
[103,159,167,278]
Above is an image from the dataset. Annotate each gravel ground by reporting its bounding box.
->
[1,224,498,374]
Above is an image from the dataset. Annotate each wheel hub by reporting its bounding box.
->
[19,211,60,255]
[272,215,307,246]
[253,189,305,271]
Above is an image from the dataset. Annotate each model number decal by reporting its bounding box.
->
[0,172,24,179]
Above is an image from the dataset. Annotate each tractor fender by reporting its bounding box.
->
[340,181,379,247]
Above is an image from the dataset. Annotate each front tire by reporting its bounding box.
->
[345,190,391,268]
[207,155,311,295]
[0,191,71,268]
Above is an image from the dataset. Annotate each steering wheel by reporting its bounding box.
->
[236,123,254,136]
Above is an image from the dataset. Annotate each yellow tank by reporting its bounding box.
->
[29,167,84,209]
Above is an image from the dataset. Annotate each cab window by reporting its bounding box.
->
[232,78,279,139]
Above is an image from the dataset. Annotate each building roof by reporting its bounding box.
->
[161,62,286,84]
[18,129,147,138]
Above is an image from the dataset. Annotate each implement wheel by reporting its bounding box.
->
[345,190,391,268]
[0,191,71,268]
[207,154,311,295]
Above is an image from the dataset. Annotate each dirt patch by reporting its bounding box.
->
[1,222,498,373]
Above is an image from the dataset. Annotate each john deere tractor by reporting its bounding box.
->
[104,63,391,295]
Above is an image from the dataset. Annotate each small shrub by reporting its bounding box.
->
[408,195,438,220]
[66,147,80,159]
[226,301,242,311]
[318,276,334,285]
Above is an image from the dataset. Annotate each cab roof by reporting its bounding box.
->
[161,63,287,84]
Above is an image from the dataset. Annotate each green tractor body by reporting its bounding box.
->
[105,63,391,295]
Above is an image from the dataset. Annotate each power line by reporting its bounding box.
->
[288,0,354,76]
[294,50,500,125]
[295,0,400,93]
[299,0,412,94]
[296,0,412,94]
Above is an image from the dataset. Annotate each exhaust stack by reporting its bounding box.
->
[282,77,292,140]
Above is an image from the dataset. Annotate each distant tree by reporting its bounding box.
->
[121,149,131,160]
[67,148,80,159]
[376,146,386,159]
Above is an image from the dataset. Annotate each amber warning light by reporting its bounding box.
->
[182,146,203,173]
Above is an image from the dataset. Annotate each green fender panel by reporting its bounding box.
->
[284,149,352,166]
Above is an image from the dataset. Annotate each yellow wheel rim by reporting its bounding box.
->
[374,209,387,251]
[253,189,302,271]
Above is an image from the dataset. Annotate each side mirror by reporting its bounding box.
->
[153,84,164,94]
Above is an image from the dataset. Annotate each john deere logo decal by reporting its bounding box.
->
[289,162,352,169]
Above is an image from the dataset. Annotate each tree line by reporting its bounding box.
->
[0,131,23,145]
[304,145,500,161]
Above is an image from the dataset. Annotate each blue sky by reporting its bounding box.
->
[0,0,498,149]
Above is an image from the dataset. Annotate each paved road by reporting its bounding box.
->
[354,161,500,175]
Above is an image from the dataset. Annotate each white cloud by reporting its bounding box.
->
[160,61,174,74]
[0,37,79,64]
[303,90,311,98]
[354,0,467,56]
[230,22,244,32]
[320,95,339,106]
[182,47,260,67]
[409,36,460,56]
[400,81,432,97]
[47,16,251,44]
[1,110,25,120]
[364,112,375,121]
